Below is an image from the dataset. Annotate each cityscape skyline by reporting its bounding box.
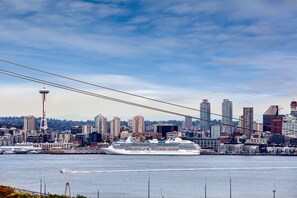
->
[1,1,297,121]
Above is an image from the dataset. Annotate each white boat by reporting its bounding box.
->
[101,137,201,156]
[60,168,72,174]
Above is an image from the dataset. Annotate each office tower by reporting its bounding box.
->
[243,107,253,137]
[183,116,192,129]
[200,99,211,132]
[110,117,121,138]
[290,100,297,117]
[94,114,107,139]
[263,105,284,132]
[132,115,144,133]
[39,87,49,134]
[222,99,233,134]
[24,115,36,131]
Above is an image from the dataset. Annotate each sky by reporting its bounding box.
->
[0,0,297,121]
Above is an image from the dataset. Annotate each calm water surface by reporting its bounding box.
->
[0,154,296,198]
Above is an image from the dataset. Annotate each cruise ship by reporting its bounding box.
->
[101,137,201,155]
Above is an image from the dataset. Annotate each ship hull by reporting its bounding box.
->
[101,147,200,156]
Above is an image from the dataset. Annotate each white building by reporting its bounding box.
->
[282,115,297,138]
[211,125,221,138]
[94,114,108,139]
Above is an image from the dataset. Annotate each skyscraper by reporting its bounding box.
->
[94,114,107,140]
[110,116,121,138]
[24,115,36,131]
[222,99,233,134]
[200,99,211,132]
[132,115,144,133]
[243,107,253,137]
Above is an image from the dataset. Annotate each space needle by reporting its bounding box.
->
[39,87,49,134]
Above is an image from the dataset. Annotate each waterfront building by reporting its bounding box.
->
[243,107,253,137]
[94,114,107,140]
[282,115,297,138]
[23,116,36,131]
[183,116,192,129]
[132,115,144,134]
[222,99,232,134]
[183,137,220,149]
[263,105,284,132]
[110,117,121,138]
[211,125,221,138]
[154,124,178,138]
[200,99,211,132]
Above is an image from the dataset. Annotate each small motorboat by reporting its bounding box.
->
[60,168,72,174]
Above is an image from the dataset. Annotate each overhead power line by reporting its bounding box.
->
[0,59,273,130]
[0,68,262,132]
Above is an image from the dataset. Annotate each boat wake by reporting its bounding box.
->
[61,166,297,174]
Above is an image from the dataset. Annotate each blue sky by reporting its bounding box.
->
[0,0,297,121]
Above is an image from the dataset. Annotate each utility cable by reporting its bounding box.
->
[0,68,261,132]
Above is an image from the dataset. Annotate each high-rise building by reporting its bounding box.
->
[290,100,297,117]
[200,99,211,132]
[94,114,107,140]
[243,107,253,137]
[222,99,232,133]
[110,117,121,138]
[263,105,284,132]
[39,87,49,134]
[132,115,144,133]
[183,116,192,129]
[24,115,36,131]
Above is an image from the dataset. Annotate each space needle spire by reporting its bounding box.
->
[39,87,49,134]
